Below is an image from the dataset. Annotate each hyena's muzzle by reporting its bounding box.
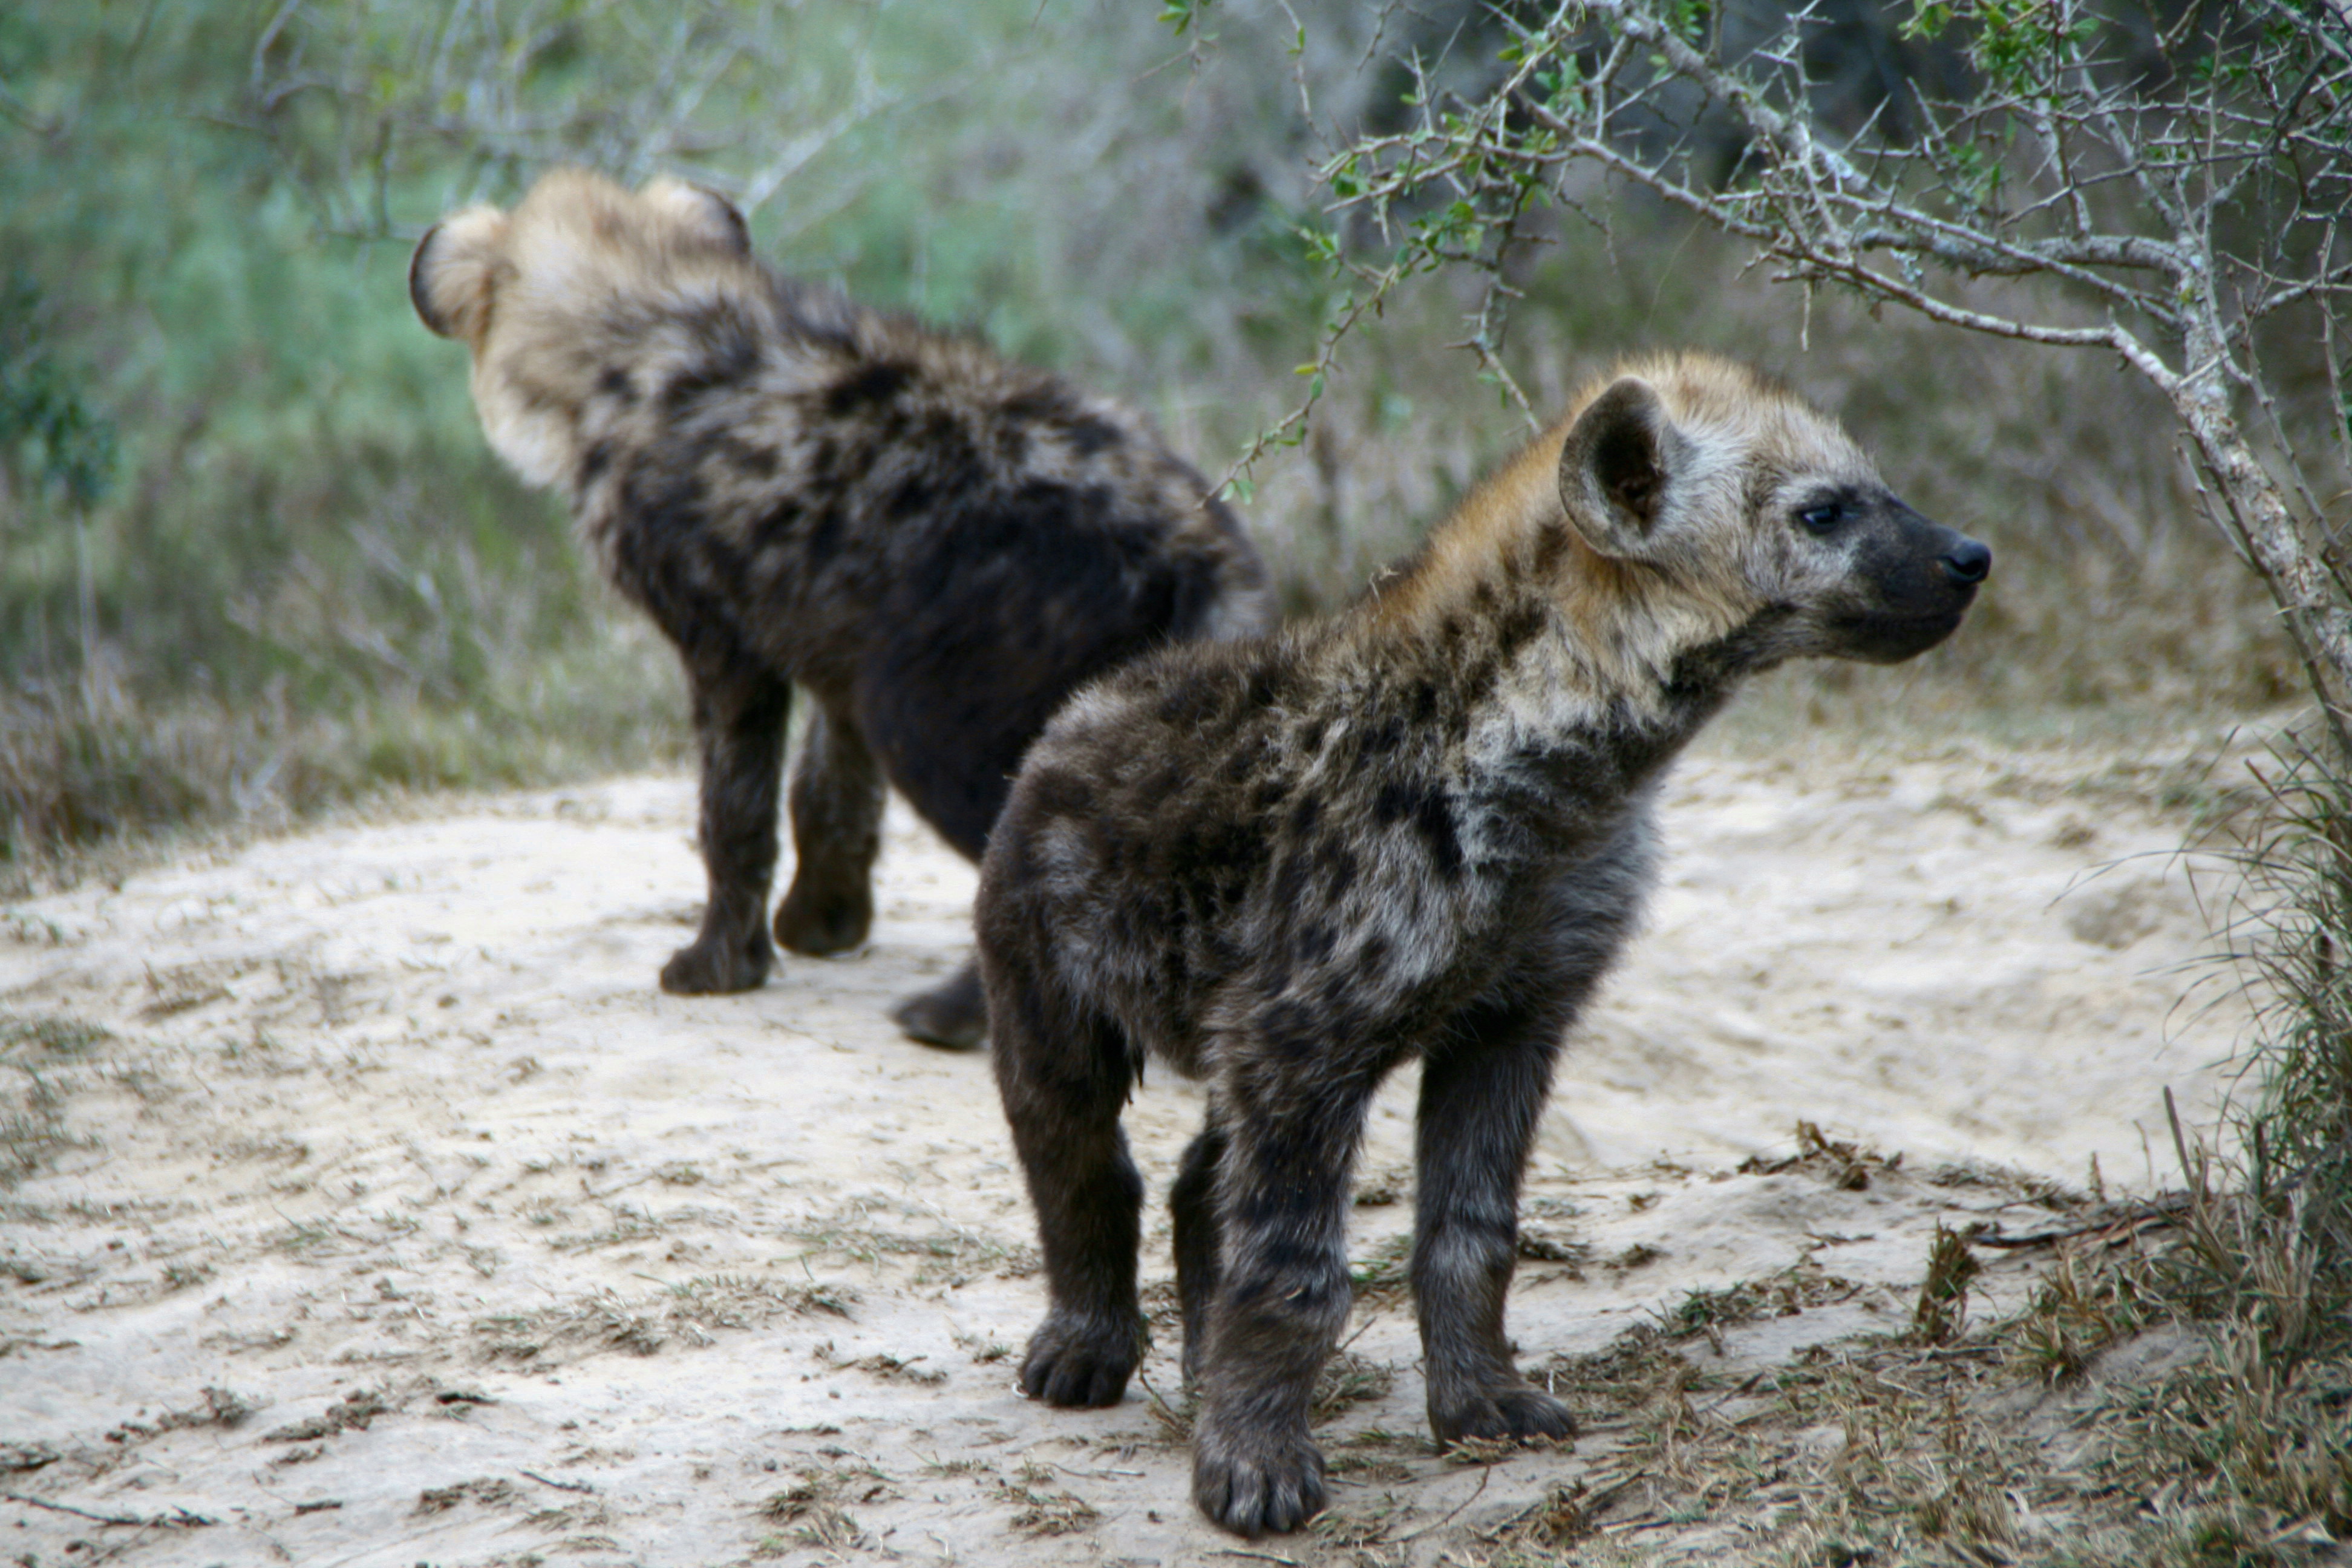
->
[1820,492,1991,664]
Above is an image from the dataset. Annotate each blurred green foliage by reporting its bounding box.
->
[0,272,117,512]
[0,0,1301,874]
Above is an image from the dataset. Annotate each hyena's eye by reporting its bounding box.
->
[1796,502,1841,535]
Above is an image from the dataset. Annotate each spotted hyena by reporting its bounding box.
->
[410,168,1272,1047]
[976,353,1990,1534]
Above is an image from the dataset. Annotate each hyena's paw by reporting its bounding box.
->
[1018,1310,1141,1408]
[1430,1384,1578,1450]
[658,929,773,995]
[888,961,987,1051]
[773,877,872,957]
[1192,1415,1327,1538]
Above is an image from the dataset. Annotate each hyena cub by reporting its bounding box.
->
[978,352,1990,1535]
[411,169,1270,1047]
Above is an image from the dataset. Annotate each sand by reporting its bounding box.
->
[0,731,2248,1566]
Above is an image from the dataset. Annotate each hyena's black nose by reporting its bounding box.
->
[1941,537,1992,586]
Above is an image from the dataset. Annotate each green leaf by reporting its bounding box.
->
[1159,1,1210,38]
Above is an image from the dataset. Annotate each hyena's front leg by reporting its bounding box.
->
[1411,1004,1577,1448]
[660,663,791,995]
[991,973,1147,1408]
[1192,1073,1373,1537]
[774,701,883,958]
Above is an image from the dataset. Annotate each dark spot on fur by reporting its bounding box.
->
[597,367,635,404]
[886,471,939,518]
[999,386,1067,425]
[825,360,912,416]
[1157,683,1214,727]
[1532,520,1570,576]
[662,317,759,411]
[727,439,780,478]
[1372,777,1460,878]
[1024,764,1098,828]
[1066,416,1123,457]
[1316,841,1358,899]
[1258,1000,1320,1060]
[580,440,615,484]
[804,504,846,566]
[1495,603,1544,659]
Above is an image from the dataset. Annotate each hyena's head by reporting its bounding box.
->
[1555,353,1989,665]
[410,167,756,490]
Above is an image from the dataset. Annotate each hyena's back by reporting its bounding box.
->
[731,358,1263,855]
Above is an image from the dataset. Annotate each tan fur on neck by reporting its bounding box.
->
[1365,350,1877,696]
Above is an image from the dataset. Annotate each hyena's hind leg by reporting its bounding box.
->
[774,701,883,958]
[777,697,985,1050]
[989,965,1148,1408]
[889,961,986,1052]
[1169,1112,1229,1385]
[1410,994,1579,1448]
[661,661,791,995]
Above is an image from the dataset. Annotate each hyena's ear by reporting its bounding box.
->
[410,207,509,344]
[640,177,752,256]
[1557,376,1693,558]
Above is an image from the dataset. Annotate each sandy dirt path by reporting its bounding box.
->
[0,733,2244,1567]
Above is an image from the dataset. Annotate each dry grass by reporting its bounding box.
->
[996,1462,1103,1537]
[1449,1106,2350,1567]
[471,1276,854,1365]
[783,1198,1040,1286]
[757,1457,896,1552]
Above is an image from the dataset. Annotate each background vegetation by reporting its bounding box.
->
[0,0,2299,884]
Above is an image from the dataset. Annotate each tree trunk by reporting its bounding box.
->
[2164,355,2352,763]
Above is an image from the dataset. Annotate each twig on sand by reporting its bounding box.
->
[520,1469,595,1495]
[1973,1198,2186,1250]
[1210,1550,1301,1566]
[1400,1465,1491,1541]
[1,1491,212,1529]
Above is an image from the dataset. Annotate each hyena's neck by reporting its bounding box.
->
[1347,496,1769,822]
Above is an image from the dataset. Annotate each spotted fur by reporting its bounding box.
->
[976,352,1990,1534]
[412,168,1272,1045]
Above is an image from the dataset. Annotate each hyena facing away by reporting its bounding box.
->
[411,169,1272,1047]
[977,353,1990,1535]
